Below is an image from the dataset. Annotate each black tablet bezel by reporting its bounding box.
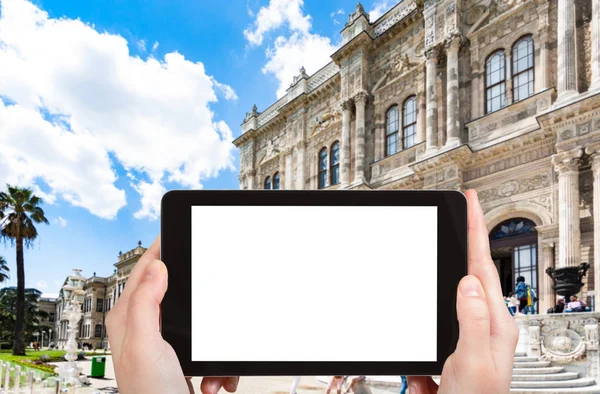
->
[161,190,467,376]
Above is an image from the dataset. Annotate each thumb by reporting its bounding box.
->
[125,259,168,342]
[454,275,491,357]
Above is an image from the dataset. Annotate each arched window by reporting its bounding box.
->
[330,141,340,186]
[264,176,271,190]
[512,36,534,103]
[273,172,280,190]
[318,148,328,189]
[385,106,399,156]
[403,96,417,148]
[485,50,506,114]
[489,218,537,241]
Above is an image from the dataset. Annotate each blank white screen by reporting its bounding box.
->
[191,206,437,362]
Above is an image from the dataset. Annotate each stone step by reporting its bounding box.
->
[510,378,596,389]
[514,356,541,362]
[513,367,566,375]
[512,372,580,381]
[515,352,527,357]
[514,361,552,368]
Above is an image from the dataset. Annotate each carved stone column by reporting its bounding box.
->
[445,35,462,147]
[536,1,550,91]
[552,148,584,267]
[295,143,306,190]
[425,47,440,153]
[592,0,600,90]
[557,0,578,101]
[541,243,555,313]
[586,143,600,306]
[353,92,368,184]
[417,82,427,144]
[247,170,256,190]
[341,100,352,187]
[285,150,294,190]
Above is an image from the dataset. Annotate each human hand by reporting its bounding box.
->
[408,190,518,393]
[106,236,239,394]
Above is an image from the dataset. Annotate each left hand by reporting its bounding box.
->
[106,236,239,394]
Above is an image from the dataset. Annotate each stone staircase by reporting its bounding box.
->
[510,353,599,393]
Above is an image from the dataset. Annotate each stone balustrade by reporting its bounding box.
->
[516,313,600,382]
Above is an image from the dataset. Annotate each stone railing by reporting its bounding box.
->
[516,313,600,382]
[373,0,418,37]
[307,62,340,92]
[465,88,555,150]
[257,96,288,128]
[370,142,423,186]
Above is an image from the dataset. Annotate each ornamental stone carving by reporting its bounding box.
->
[552,148,584,174]
[541,328,586,363]
[465,5,485,25]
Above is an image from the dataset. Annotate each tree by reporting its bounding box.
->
[0,256,9,283]
[0,287,48,344]
[0,186,49,355]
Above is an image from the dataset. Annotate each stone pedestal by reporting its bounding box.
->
[552,149,583,267]
[341,101,352,188]
[425,48,440,153]
[557,0,578,101]
[445,35,462,147]
[586,143,600,309]
[353,92,368,185]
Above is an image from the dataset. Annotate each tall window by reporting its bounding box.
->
[318,148,328,189]
[264,176,271,190]
[96,299,103,312]
[95,324,103,338]
[273,173,280,190]
[403,96,417,148]
[512,36,534,103]
[486,50,506,114]
[385,106,399,156]
[330,141,340,186]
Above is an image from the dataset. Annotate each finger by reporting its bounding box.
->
[108,236,161,354]
[465,190,517,361]
[200,377,228,394]
[454,275,491,358]
[224,377,239,392]
[122,259,168,345]
[407,376,437,394]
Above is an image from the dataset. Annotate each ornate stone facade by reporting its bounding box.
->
[234,0,600,314]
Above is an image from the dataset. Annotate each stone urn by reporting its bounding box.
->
[546,262,590,299]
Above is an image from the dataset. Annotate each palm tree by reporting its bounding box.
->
[0,256,9,283]
[0,186,49,355]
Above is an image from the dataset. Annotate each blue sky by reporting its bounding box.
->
[0,0,399,296]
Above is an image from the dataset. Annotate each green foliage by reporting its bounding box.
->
[0,256,8,283]
[13,359,57,375]
[0,287,48,342]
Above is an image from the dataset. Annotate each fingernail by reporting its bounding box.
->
[460,276,483,297]
[145,259,162,280]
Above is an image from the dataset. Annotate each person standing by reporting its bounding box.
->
[524,287,537,315]
[506,293,518,316]
[289,376,301,394]
[326,376,344,394]
[515,276,529,314]
[399,376,408,394]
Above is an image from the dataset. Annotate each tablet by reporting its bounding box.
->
[160,190,467,376]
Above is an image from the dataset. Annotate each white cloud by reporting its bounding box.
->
[136,39,146,52]
[56,217,67,227]
[41,292,59,299]
[151,41,159,52]
[0,0,237,220]
[369,0,400,21]
[36,280,47,289]
[245,0,339,98]
[243,0,311,46]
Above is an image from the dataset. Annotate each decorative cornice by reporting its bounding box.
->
[552,148,584,174]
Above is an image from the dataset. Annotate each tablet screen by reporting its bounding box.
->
[191,206,437,362]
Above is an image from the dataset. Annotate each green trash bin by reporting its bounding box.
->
[90,356,106,378]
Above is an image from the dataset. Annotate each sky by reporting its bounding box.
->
[0,0,400,297]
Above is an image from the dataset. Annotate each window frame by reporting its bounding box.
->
[511,35,535,103]
[330,141,340,186]
[264,176,271,190]
[318,147,328,189]
[385,105,400,157]
[485,49,507,114]
[402,96,417,149]
[273,172,280,190]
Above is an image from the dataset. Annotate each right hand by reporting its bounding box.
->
[408,190,519,393]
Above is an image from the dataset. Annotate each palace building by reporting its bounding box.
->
[233,0,600,314]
